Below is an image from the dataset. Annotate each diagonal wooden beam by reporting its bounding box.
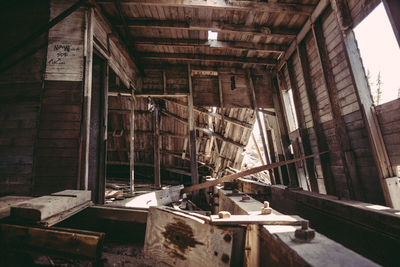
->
[141,52,277,66]
[116,19,297,38]
[134,38,287,53]
[97,0,315,15]
[183,151,328,193]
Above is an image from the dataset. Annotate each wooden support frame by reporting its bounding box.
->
[129,95,135,193]
[153,106,161,188]
[81,6,94,190]
[188,64,199,192]
[285,59,317,192]
[135,38,287,53]
[97,0,315,15]
[183,151,327,193]
[141,52,277,66]
[272,77,298,186]
[247,69,275,184]
[118,19,297,39]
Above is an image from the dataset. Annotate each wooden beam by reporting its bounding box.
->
[98,0,315,15]
[135,93,188,97]
[272,77,298,186]
[183,151,328,193]
[153,107,161,188]
[248,69,275,183]
[118,19,297,38]
[218,73,225,129]
[0,224,104,260]
[188,64,199,192]
[141,52,278,66]
[135,38,287,53]
[277,0,330,72]
[287,55,320,193]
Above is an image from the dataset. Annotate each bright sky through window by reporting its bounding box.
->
[208,30,218,41]
[354,3,400,105]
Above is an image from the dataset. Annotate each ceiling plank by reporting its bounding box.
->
[134,38,287,53]
[97,0,315,15]
[141,52,277,66]
[115,19,297,38]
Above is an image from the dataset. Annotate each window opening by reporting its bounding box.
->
[282,89,298,132]
[354,3,400,105]
[208,30,218,41]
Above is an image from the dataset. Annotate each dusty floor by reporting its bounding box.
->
[2,240,167,267]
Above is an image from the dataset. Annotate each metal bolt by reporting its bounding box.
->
[301,220,309,230]
[241,195,250,201]
[294,220,315,242]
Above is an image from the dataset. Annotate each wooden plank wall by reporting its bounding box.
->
[376,99,400,173]
[33,0,86,195]
[140,66,274,109]
[347,0,381,27]
[277,4,384,204]
[320,7,383,203]
[0,0,49,195]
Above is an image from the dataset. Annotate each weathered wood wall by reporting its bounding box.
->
[33,0,86,195]
[0,0,49,195]
[376,98,400,173]
[140,66,274,109]
[276,3,384,204]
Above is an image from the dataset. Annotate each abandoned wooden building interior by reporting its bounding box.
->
[1,0,400,266]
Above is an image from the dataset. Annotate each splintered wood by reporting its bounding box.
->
[144,206,236,267]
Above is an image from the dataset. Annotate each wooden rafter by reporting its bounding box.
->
[97,0,315,15]
[134,38,287,53]
[141,52,277,66]
[115,19,297,39]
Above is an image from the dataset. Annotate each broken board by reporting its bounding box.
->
[144,206,237,266]
[117,185,183,208]
[10,190,91,221]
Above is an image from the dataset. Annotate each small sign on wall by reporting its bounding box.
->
[45,38,84,81]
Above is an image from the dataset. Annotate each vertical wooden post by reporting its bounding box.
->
[163,71,167,95]
[331,0,396,206]
[81,7,94,190]
[130,94,135,193]
[98,63,109,204]
[247,70,275,184]
[188,64,199,196]
[285,59,318,192]
[153,105,161,188]
[218,73,225,129]
[272,77,298,186]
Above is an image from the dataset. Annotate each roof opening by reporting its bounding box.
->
[208,30,218,41]
[354,3,400,105]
